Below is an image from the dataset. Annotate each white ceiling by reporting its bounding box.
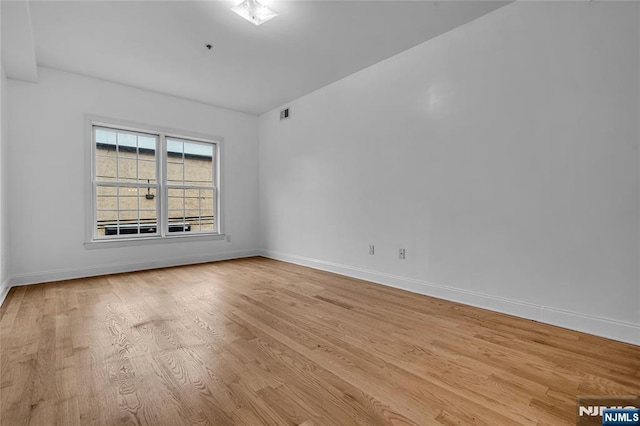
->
[4,1,509,115]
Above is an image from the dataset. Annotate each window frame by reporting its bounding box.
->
[92,126,162,241]
[84,115,225,249]
[164,136,218,237]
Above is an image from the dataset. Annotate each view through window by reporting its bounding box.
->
[92,125,218,240]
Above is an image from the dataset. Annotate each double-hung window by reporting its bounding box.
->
[89,120,221,245]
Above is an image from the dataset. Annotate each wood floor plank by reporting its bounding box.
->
[0,257,638,425]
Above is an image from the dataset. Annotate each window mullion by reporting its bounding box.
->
[165,184,215,191]
[136,136,140,235]
[160,134,167,238]
[182,145,186,232]
[93,181,98,240]
[95,181,158,188]
[115,133,120,235]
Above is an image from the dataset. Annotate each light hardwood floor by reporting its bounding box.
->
[1,257,638,425]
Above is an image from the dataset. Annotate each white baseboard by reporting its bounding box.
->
[0,276,10,307]
[260,249,640,346]
[7,249,259,289]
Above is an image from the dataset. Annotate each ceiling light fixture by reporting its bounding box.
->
[231,0,277,26]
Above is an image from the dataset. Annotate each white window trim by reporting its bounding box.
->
[84,115,225,249]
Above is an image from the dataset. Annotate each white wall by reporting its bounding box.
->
[259,1,640,344]
[0,66,9,302]
[0,1,8,303]
[8,67,259,284]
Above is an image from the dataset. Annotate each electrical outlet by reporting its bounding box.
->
[369,244,375,255]
[399,248,405,259]
[225,235,231,243]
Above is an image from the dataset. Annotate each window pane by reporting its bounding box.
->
[95,127,158,185]
[118,187,138,212]
[201,201,215,232]
[96,210,118,222]
[138,159,156,184]
[184,157,213,186]
[168,211,186,223]
[96,188,118,210]
[96,156,117,181]
[200,189,215,207]
[95,129,116,144]
[138,136,156,151]
[96,186,117,196]
[184,142,213,186]
[168,211,186,222]
[118,210,137,223]
[167,187,184,197]
[200,218,215,232]
[96,210,117,236]
[168,208,187,233]
[139,186,157,209]
[187,142,213,158]
[165,186,216,234]
[185,188,200,210]
[136,185,158,234]
[117,132,137,150]
[140,209,157,224]
[96,145,116,157]
[117,210,137,235]
[117,146,138,159]
[185,210,200,232]
[168,189,186,230]
[167,161,184,185]
[118,158,137,182]
[168,188,185,211]
[94,186,158,238]
[135,134,157,182]
[167,139,183,156]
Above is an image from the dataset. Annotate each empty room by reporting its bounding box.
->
[0,0,639,425]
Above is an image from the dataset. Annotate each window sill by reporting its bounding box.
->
[84,233,227,249]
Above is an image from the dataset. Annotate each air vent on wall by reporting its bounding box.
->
[280,108,290,120]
